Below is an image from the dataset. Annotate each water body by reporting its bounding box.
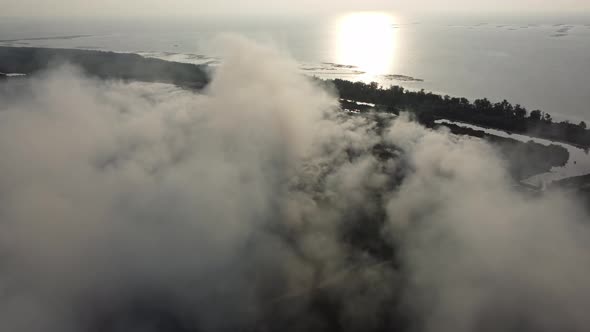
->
[0,13,589,121]
[435,119,590,185]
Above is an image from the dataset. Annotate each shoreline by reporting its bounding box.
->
[2,45,588,186]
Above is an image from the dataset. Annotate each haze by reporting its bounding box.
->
[1,0,589,17]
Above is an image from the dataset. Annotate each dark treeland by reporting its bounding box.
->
[0,46,209,89]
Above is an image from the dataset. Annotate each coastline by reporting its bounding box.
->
[1,45,587,186]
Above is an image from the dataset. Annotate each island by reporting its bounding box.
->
[0,46,209,89]
[0,46,583,186]
[331,79,590,148]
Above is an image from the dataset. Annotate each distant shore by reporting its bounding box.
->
[0,45,585,185]
[0,46,209,89]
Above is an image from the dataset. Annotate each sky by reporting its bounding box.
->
[1,0,589,17]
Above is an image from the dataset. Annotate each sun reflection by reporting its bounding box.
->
[335,12,397,80]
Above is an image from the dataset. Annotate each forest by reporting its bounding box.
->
[0,46,582,168]
[331,79,590,148]
[0,46,209,89]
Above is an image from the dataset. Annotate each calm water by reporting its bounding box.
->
[436,119,590,184]
[1,13,589,121]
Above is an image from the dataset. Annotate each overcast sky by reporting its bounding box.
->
[1,0,589,17]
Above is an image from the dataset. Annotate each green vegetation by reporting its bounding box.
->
[0,46,209,89]
[331,79,590,148]
[552,173,590,191]
[0,47,575,181]
[440,123,569,179]
[337,85,571,181]
[551,174,590,206]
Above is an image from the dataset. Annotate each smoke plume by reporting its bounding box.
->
[0,37,588,332]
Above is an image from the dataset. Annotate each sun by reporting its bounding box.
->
[335,12,397,80]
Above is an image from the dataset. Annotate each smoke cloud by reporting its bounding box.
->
[0,37,588,332]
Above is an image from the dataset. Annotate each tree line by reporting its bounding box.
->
[0,46,209,89]
[331,79,590,148]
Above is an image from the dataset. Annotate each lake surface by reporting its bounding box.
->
[1,13,589,121]
[435,119,590,185]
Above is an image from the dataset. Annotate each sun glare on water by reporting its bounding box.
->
[335,12,397,80]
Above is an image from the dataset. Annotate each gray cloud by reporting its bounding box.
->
[0,37,588,332]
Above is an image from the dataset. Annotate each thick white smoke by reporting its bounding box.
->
[385,119,590,332]
[0,37,588,332]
